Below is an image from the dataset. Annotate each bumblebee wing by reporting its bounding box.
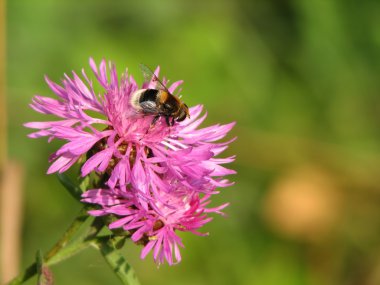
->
[139,63,169,92]
[139,100,158,114]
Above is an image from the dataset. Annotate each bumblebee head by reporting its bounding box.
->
[176,104,190,122]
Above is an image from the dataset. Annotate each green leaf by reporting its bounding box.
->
[56,173,84,201]
[7,207,93,285]
[35,250,43,275]
[95,237,141,285]
[79,175,91,192]
[46,238,93,266]
[35,250,54,285]
[44,206,90,261]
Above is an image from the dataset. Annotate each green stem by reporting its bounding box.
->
[46,237,94,266]
[7,204,139,285]
[7,263,37,285]
[44,207,89,261]
[7,206,90,285]
[46,217,106,266]
[95,236,140,285]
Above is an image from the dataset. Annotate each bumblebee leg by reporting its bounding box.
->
[140,115,160,140]
[171,117,175,126]
[165,116,171,126]
[151,115,160,127]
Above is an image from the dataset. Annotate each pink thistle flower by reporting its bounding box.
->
[25,58,236,265]
[82,186,229,265]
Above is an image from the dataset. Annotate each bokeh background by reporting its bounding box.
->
[5,0,380,284]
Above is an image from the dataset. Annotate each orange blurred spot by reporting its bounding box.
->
[263,165,342,243]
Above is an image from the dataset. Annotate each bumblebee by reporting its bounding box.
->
[130,64,190,126]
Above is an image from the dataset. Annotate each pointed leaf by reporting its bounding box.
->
[36,250,54,285]
[57,173,83,201]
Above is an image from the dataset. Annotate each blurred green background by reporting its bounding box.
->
[6,0,380,284]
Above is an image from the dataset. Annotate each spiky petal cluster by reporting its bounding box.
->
[25,58,236,265]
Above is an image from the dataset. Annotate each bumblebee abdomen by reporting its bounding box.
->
[139,89,159,103]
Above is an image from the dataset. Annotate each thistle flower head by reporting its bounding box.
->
[26,58,236,265]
